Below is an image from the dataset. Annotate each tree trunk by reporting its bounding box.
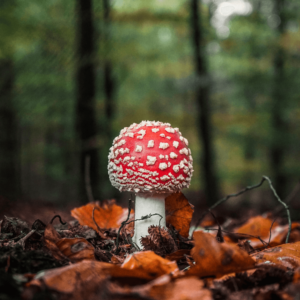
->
[76,0,98,203]
[270,0,287,198]
[0,59,19,200]
[103,0,115,143]
[190,0,219,205]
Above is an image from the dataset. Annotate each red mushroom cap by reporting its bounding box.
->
[108,121,194,193]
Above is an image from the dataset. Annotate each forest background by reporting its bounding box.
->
[0,0,299,212]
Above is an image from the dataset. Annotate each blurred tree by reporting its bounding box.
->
[190,0,219,205]
[103,0,115,142]
[76,0,99,203]
[0,59,20,200]
[270,0,287,197]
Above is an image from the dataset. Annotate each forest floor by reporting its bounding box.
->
[1,184,300,300]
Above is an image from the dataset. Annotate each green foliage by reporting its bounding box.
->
[0,0,299,201]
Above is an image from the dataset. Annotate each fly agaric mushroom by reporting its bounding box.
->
[108,121,193,248]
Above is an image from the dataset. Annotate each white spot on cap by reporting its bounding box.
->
[177,174,185,181]
[146,156,157,166]
[166,136,171,140]
[134,188,140,193]
[135,145,142,152]
[160,175,170,181]
[165,155,168,160]
[179,160,185,169]
[168,162,171,167]
[147,140,154,148]
[125,132,134,138]
[173,165,179,175]
[159,142,169,150]
[152,128,159,133]
[137,129,146,139]
[123,156,130,163]
[179,148,189,156]
[173,141,179,148]
[170,152,178,159]
[160,134,165,137]
[159,163,168,170]
[118,139,126,147]
[183,166,189,174]
[128,162,133,167]
[131,156,135,160]
[183,138,189,146]
[139,163,144,166]
[159,154,164,159]
[165,127,175,133]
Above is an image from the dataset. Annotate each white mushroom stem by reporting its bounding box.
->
[132,193,169,249]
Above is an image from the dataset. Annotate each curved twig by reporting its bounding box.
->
[92,206,102,233]
[263,176,291,243]
[50,215,66,225]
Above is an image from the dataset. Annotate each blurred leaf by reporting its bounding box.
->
[122,251,178,277]
[166,192,194,237]
[44,224,95,262]
[253,242,300,270]
[187,231,255,277]
[71,200,133,230]
[234,216,278,238]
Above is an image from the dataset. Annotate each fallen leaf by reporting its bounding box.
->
[293,267,300,282]
[187,231,255,277]
[147,276,213,300]
[234,216,278,238]
[165,249,191,261]
[252,241,300,270]
[111,253,125,264]
[43,224,67,261]
[123,275,212,300]
[166,192,194,238]
[56,238,95,262]
[44,224,95,262]
[71,199,133,230]
[27,259,165,298]
[249,222,300,248]
[122,251,178,278]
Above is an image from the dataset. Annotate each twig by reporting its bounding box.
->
[208,211,224,243]
[92,206,102,233]
[194,176,292,244]
[262,176,291,243]
[50,215,66,225]
[273,181,300,215]
[15,229,36,249]
[116,212,163,252]
[126,213,163,227]
[85,155,95,202]
[195,177,266,229]
[206,228,269,247]
[116,198,133,252]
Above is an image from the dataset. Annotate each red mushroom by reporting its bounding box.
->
[108,121,193,248]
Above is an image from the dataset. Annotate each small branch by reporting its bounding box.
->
[116,198,133,252]
[85,155,95,202]
[126,213,163,227]
[206,228,269,247]
[208,211,224,243]
[50,215,66,225]
[263,176,291,243]
[195,177,266,229]
[92,206,102,233]
[15,229,36,249]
